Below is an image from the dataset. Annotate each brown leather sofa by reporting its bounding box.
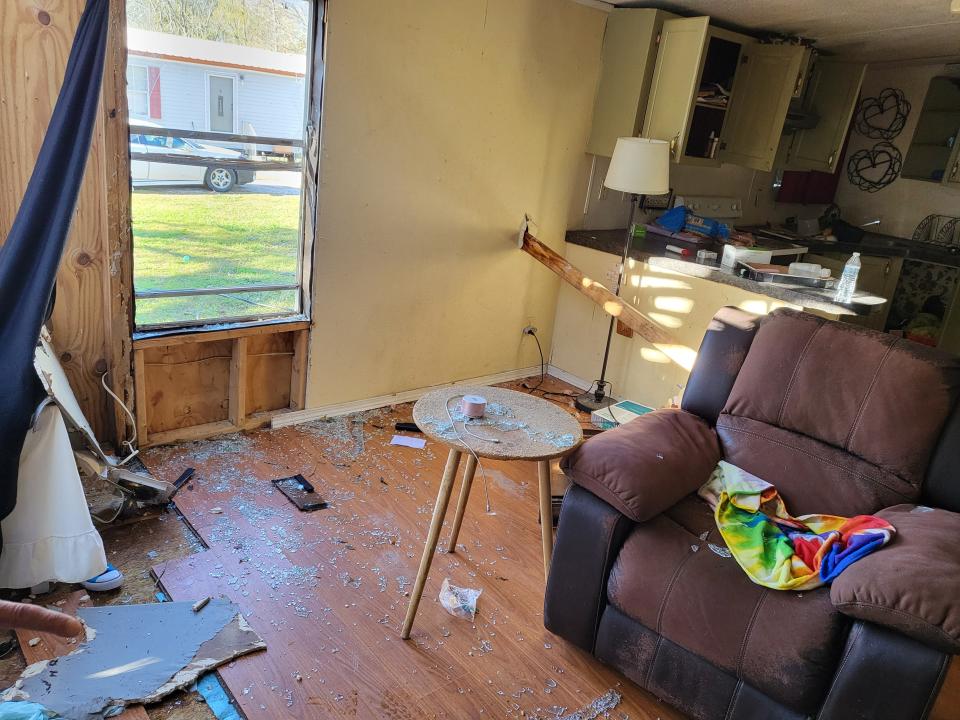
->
[546,307,960,720]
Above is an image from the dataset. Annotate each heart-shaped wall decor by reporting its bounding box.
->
[847,141,903,193]
[854,88,911,140]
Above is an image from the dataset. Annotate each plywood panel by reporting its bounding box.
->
[0,0,115,441]
[143,341,232,433]
[246,332,294,414]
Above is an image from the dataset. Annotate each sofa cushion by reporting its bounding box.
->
[716,414,917,517]
[560,409,720,523]
[722,309,960,494]
[831,504,960,654]
[607,494,850,715]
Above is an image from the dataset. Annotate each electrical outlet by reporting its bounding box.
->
[522,325,538,336]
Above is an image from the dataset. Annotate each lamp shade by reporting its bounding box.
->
[603,137,670,195]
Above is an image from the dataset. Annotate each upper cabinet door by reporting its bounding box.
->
[642,16,710,161]
[719,44,804,171]
[586,9,666,157]
[944,137,960,186]
[786,59,866,173]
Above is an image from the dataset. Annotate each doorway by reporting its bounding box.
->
[207,74,236,133]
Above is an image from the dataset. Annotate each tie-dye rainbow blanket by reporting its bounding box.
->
[698,461,896,591]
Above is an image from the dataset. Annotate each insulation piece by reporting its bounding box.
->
[1,600,265,720]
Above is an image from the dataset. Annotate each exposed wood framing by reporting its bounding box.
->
[521,231,675,345]
[0,1,120,443]
[133,320,310,349]
[103,0,135,449]
[229,337,249,426]
[133,323,310,447]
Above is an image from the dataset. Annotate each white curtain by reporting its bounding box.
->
[0,405,107,589]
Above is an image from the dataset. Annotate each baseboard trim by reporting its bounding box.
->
[270,365,545,428]
[545,364,593,392]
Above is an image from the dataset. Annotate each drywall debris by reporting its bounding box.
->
[2,601,264,719]
[25,639,39,648]
[210,507,224,515]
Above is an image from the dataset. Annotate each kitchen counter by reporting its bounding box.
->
[797,234,960,268]
[565,228,885,317]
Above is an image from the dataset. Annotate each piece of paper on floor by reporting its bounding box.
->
[391,435,426,449]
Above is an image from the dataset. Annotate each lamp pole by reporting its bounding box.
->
[575,195,638,414]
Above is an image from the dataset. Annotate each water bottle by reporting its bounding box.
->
[834,252,861,303]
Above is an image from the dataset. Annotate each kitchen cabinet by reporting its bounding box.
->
[902,77,960,185]
[586,8,674,157]
[946,141,960,186]
[641,17,804,172]
[782,59,866,173]
[804,251,903,331]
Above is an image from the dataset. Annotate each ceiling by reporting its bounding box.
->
[602,1,960,63]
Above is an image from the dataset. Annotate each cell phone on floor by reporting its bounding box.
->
[272,474,328,512]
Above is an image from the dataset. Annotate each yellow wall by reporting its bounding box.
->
[305,0,606,406]
[550,244,799,409]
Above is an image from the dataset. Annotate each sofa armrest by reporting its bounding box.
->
[816,621,949,720]
[560,408,721,523]
[544,485,633,653]
[830,504,960,654]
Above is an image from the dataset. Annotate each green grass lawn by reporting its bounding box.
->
[132,191,301,327]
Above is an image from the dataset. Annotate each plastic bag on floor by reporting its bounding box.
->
[439,578,481,621]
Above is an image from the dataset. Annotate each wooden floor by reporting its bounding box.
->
[141,377,684,720]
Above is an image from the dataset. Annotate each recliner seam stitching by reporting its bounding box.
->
[816,621,863,718]
[655,552,695,635]
[645,634,664,690]
[920,654,951,719]
[776,320,825,426]
[715,420,915,499]
[592,516,629,654]
[724,679,744,720]
[644,547,696,690]
[735,590,768,678]
[844,340,897,450]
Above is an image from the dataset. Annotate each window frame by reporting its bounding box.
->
[124,1,321,335]
[126,62,149,118]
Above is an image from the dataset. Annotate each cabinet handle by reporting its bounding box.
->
[952,162,959,180]
[670,132,680,159]
[827,150,836,167]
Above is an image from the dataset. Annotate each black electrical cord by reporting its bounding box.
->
[521,330,578,400]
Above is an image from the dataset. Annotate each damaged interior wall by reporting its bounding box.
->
[305,0,607,408]
[0,0,133,445]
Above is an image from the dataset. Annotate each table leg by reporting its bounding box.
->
[446,454,478,553]
[538,460,553,579]
[401,448,463,639]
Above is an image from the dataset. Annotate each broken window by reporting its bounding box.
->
[125,0,318,330]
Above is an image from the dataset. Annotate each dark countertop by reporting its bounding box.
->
[801,234,960,268]
[565,228,886,317]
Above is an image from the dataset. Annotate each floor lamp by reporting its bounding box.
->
[575,137,671,414]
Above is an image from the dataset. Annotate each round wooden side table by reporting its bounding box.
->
[400,386,583,639]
